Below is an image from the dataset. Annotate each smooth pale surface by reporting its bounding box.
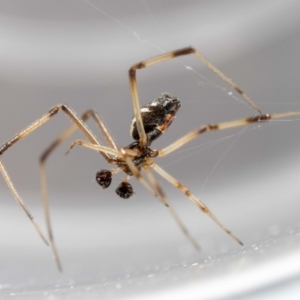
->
[0,1,300,299]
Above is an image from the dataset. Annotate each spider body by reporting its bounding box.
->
[1,46,299,271]
[130,93,181,145]
[96,93,181,198]
[118,143,155,175]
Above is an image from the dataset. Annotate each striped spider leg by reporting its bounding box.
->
[0,106,122,271]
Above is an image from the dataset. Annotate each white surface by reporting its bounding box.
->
[0,1,300,299]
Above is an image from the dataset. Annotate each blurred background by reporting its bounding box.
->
[1,0,300,299]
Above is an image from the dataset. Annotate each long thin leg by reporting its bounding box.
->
[0,104,98,249]
[0,105,104,271]
[66,139,138,159]
[40,109,118,163]
[66,140,122,158]
[151,162,243,246]
[0,105,102,157]
[158,111,300,157]
[39,109,119,271]
[129,46,263,146]
[142,164,200,250]
[0,161,48,246]
[118,148,200,249]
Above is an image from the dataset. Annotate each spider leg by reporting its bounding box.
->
[0,104,99,251]
[118,148,200,249]
[117,148,200,249]
[142,164,200,250]
[151,162,243,246]
[0,104,108,271]
[40,109,118,163]
[66,140,122,158]
[0,161,49,246]
[66,139,138,159]
[158,111,300,157]
[129,47,262,147]
[38,108,122,271]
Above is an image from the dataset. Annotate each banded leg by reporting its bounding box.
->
[0,104,106,271]
[40,109,121,270]
[151,162,243,246]
[66,140,137,158]
[129,46,263,146]
[142,164,200,250]
[38,107,120,271]
[158,111,300,157]
[0,104,101,249]
[40,109,118,163]
[0,161,48,246]
[119,148,200,249]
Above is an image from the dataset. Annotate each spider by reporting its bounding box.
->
[1,47,299,271]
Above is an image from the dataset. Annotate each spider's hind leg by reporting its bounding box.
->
[151,162,243,246]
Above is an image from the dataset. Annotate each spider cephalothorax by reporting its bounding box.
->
[96,93,181,198]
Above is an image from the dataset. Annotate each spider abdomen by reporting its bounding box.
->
[130,93,181,145]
